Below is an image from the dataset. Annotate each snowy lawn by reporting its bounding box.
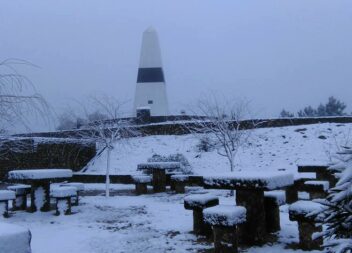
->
[3,184,322,253]
[86,123,352,177]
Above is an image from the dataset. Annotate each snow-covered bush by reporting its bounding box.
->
[320,148,352,253]
[147,153,192,174]
[196,135,215,152]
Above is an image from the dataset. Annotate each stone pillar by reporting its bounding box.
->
[13,194,27,211]
[135,183,148,195]
[30,181,51,212]
[236,189,266,245]
[285,185,298,204]
[213,225,239,253]
[174,182,186,193]
[193,209,212,236]
[298,221,323,250]
[264,196,280,233]
[55,198,72,216]
[310,191,327,200]
[0,201,10,218]
[316,171,337,187]
[152,168,166,192]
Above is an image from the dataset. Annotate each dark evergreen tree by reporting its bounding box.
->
[297,106,316,117]
[279,109,294,118]
[321,148,352,252]
[325,96,347,116]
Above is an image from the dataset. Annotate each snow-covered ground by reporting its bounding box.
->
[2,184,321,253]
[86,123,352,177]
[3,123,351,252]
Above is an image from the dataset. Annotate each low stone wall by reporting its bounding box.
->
[71,174,134,184]
[0,139,96,180]
[15,116,352,138]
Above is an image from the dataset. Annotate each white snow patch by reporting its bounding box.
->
[204,205,246,226]
[8,169,73,180]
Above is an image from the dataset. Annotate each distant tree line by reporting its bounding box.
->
[280,96,349,118]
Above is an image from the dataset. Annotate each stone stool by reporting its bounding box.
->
[7,184,31,211]
[60,182,84,206]
[204,205,247,253]
[303,180,330,199]
[132,175,152,195]
[289,200,326,250]
[0,190,16,218]
[264,191,286,233]
[50,187,77,216]
[171,175,189,193]
[184,194,219,236]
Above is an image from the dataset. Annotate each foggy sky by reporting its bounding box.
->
[1,0,351,130]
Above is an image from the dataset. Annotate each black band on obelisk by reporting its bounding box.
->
[137,67,165,83]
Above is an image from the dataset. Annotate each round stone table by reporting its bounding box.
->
[8,169,73,212]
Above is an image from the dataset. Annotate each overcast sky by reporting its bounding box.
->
[1,0,351,128]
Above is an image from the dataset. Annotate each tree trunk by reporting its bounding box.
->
[106,147,111,197]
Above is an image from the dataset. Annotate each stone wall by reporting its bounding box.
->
[0,138,96,180]
[15,116,352,139]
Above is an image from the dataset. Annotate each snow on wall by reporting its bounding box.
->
[0,222,31,253]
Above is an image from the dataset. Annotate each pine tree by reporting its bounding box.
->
[322,148,352,252]
[279,109,294,118]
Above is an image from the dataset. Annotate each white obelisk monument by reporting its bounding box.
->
[133,27,169,116]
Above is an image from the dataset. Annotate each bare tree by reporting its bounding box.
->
[189,96,253,172]
[0,58,49,132]
[77,95,139,197]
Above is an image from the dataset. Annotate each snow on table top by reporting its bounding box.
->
[184,194,218,206]
[7,184,31,190]
[304,180,330,191]
[203,205,246,226]
[51,186,77,198]
[8,169,73,180]
[289,200,327,216]
[0,222,31,253]
[0,190,16,201]
[204,171,294,190]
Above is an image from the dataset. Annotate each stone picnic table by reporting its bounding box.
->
[297,164,338,187]
[203,171,294,245]
[7,169,73,212]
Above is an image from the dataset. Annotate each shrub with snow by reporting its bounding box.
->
[196,135,216,152]
[320,148,352,253]
[147,153,192,174]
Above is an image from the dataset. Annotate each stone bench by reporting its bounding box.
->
[204,205,247,253]
[7,184,31,211]
[298,165,338,187]
[60,182,84,206]
[171,175,189,193]
[0,222,32,253]
[302,180,329,199]
[50,187,77,216]
[184,194,219,236]
[0,190,16,218]
[264,191,286,233]
[289,200,326,250]
[132,175,152,195]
